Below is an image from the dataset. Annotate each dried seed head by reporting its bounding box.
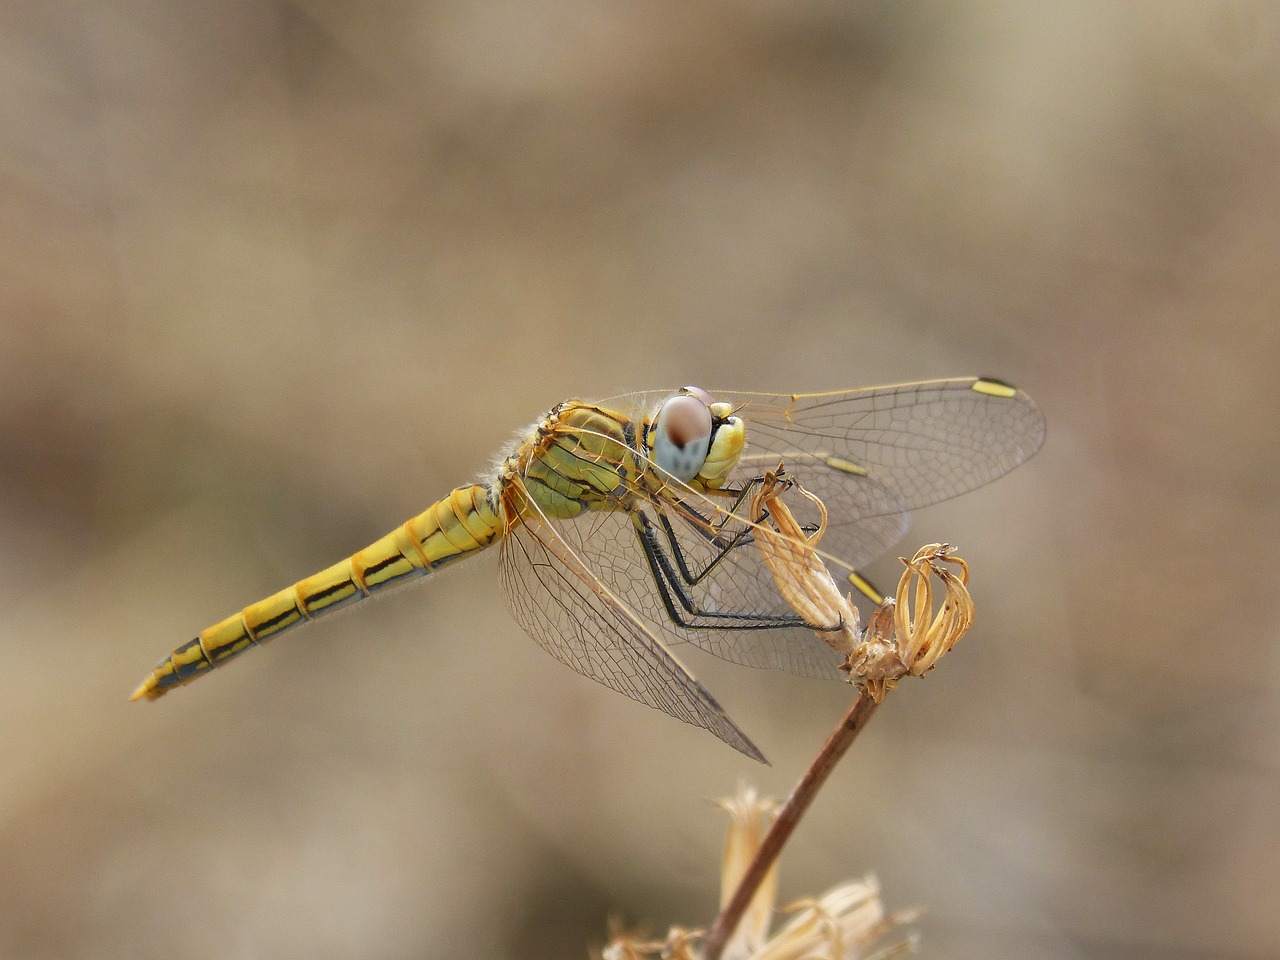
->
[716,786,780,959]
[847,544,974,702]
[602,926,701,960]
[894,544,972,675]
[760,879,920,960]
[600,784,917,960]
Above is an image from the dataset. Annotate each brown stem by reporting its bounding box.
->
[701,692,881,960]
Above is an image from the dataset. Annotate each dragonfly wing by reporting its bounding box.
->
[713,377,1045,518]
[513,378,1043,685]
[725,450,912,568]
[598,377,1043,523]
[550,499,850,679]
[535,419,908,678]
[497,490,766,762]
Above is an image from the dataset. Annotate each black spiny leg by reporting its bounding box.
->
[631,508,814,632]
[648,476,765,588]
[655,474,821,587]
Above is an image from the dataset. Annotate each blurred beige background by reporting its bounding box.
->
[3,2,1279,958]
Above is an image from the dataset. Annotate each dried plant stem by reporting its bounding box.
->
[702,691,880,960]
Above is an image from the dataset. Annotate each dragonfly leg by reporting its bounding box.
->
[656,475,821,587]
[632,509,818,632]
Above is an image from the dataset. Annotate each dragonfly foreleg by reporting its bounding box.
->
[654,475,820,587]
[632,509,814,632]
[647,478,767,589]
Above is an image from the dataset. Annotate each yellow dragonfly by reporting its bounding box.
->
[132,377,1044,760]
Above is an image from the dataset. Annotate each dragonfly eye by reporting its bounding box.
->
[652,393,713,483]
[680,385,715,406]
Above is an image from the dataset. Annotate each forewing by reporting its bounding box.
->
[714,377,1045,518]
[497,493,766,761]
[598,378,1043,523]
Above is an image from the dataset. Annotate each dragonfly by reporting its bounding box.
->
[132,377,1044,761]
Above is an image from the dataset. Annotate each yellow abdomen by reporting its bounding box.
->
[131,484,504,700]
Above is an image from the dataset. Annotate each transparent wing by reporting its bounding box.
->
[493,379,1044,719]
[600,377,1045,538]
[522,420,909,679]
[546,500,848,680]
[724,449,911,569]
[497,486,766,761]
[716,378,1045,518]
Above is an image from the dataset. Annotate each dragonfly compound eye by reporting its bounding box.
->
[652,393,713,483]
[680,385,716,406]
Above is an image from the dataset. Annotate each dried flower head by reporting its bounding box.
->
[848,544,974,702]
[717,787,779,957]
[600,786,917,960]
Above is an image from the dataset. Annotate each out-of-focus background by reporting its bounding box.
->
[3,3,1278,958]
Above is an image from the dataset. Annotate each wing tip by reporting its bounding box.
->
[971,376,1019,399]
[972,375,1047,458]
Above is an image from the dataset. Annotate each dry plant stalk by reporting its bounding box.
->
[699,470,975,960]
[600,469,977,960]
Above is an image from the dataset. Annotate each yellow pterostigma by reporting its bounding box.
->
[132,377,1044,760]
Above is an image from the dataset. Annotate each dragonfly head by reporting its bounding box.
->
[649,387,744,490]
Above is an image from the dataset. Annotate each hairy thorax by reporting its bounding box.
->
[498,401,642,522]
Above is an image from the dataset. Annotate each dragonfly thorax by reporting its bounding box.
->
[501,401,637,521]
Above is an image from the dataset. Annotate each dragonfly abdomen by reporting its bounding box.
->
[130,483,505,701]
